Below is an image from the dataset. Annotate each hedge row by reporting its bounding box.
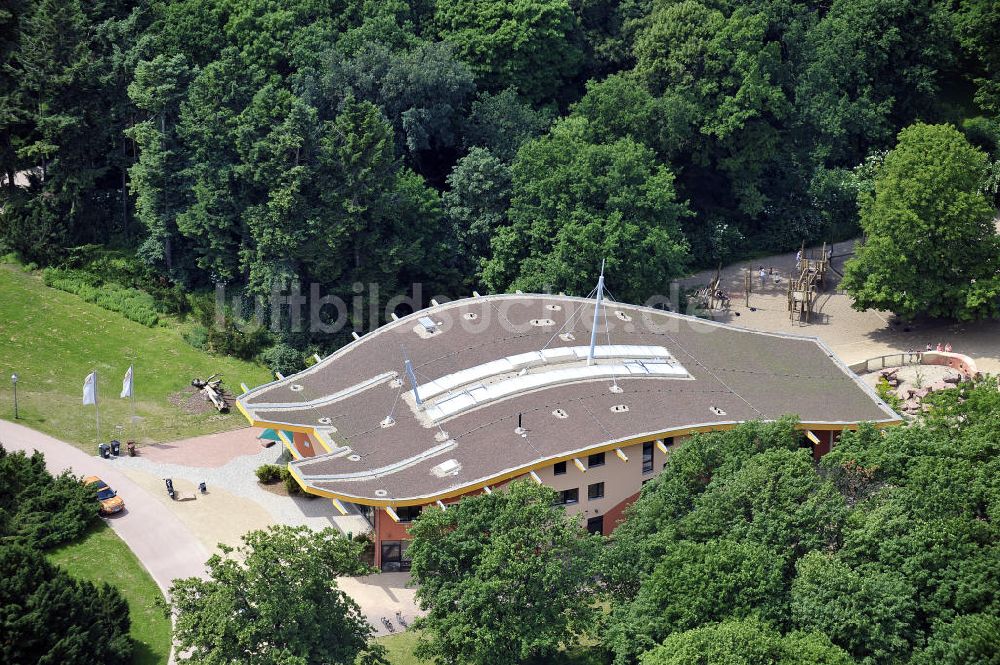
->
[42,268,160,327]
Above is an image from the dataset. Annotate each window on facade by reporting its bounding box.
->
[587,452,605,468]
[588,482,605,500]
[380,540,412,572]
[553,461,567,476]
[554,488,579,505]
[642,442,654,473]
[395,505,422,522]
[354,503,374,527]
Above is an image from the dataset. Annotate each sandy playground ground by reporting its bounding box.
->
[680,239,1000,375]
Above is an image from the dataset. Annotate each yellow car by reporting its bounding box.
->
[83,476,125,515]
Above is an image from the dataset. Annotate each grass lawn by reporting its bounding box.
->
[376,630,607,665]
[48,523,172,665]
[378,630,430,665]
[0,264,272,450]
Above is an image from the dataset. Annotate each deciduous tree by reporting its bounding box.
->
[407,480,601,665]
[841,123,1000,320]
[169,525,379,665]
[482,117,690,302]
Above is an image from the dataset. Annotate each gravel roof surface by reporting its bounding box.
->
[239,294,900,504]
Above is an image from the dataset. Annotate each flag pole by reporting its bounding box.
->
[130,364,136,434]
[94,369,101,443]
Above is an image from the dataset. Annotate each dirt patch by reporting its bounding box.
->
[168,386,218,415]
[258,481,291,497]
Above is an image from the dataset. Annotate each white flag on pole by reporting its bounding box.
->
[121,365,133,399]
[83,372,97,405]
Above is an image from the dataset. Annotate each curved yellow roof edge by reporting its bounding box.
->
[275,418,902,508]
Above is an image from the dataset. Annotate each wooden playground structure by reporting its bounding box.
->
[787,241,832,322]
[689,240,848,325]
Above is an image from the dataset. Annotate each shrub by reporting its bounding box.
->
[876,377,903,412]
[261,343,304,377]
[42,267,160,327]
[184,325,209,350]
[255,464,282,484]
[0,445,97,550]
[279,467,304,496]
[0,544,134,664]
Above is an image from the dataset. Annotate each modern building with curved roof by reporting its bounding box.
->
[237,291,900,570]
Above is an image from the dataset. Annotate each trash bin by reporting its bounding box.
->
[110,440,121,456]
[165,478,175,499]
[198,481,207,494]
[98,443,110,459]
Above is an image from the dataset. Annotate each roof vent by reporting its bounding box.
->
[374,489,388,497]
[318,417,332,425]
[552,408,568,419]
[610,404,630,413]
[348,454,362,461]
[418,316,438,333]
[431,459,462,477]
[390,378,403,388]
[615,311,632,322]
[463,312,478,320]
[434,430,450,442]
[559,332,576,341]
[545,304,563,311]
[530,318,555,326]
[380,417,395,428]
[710,406,727,416]
[290,384,304,392]
[609,384,624,394]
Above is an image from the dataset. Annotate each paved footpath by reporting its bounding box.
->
[0,419,208,595]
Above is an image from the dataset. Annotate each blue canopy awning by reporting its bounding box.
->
[257,428,293,442]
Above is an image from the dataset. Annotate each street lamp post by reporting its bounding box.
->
[11,373,19,419]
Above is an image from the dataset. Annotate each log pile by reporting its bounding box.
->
[191,374,230,413]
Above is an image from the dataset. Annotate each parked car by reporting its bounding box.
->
[83,475,125,515]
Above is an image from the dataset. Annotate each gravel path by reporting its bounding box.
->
[113,442,372,537]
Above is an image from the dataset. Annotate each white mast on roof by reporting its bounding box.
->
[402,346,423,407]
[587,259,606,366]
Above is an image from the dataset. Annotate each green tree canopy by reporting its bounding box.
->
[482,116,691,302]
[841,122,1000,320]
[443,147,512,275]
[168,525,378,665]
[407,479,602,665]
[639,617,854,665]
[433,0,584,101]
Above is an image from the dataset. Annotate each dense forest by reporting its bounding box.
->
[1,0,999,358]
